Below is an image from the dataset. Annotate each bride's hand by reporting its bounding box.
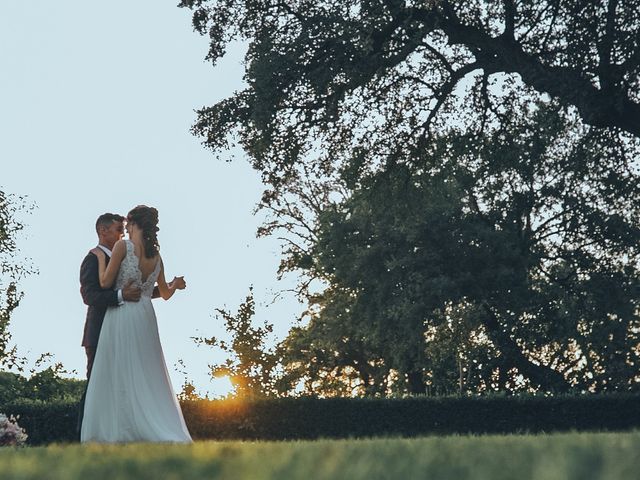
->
[90,247,105,259]
[170,276,186,290]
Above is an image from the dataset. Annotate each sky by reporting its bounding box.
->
[0,1,303,397]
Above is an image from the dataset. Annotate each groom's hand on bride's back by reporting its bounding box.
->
[122,281,142,302]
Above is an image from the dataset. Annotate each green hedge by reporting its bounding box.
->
[1,400,78,445]
[2,394,640,445]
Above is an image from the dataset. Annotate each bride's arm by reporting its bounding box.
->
[156,257,181,300]
[90,240,126,288]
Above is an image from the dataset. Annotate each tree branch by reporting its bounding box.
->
[415,61,482,146]
[409,4,640,137]
[502,0,515,40]
[597,0,620,91]
[481,303,570,392]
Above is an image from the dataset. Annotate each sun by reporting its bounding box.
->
[208,375,235,399]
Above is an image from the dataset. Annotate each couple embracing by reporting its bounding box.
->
[78,205,192,443]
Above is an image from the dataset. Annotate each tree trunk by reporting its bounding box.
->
[407,370,425,395]
[481,303,570,392]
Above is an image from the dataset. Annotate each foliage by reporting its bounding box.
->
[0,190,74,404]
[174,358,206,401]
[0,189,35,372]
[277,102,640,395]
[176,379,202,402]
[0,365,86,405]
[180,0,640,184]
[179,1,640,396]
[194,288,279,398]
[277,288,394,397]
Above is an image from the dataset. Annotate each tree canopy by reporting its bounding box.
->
[264,101,638,395]
[180,0,640,185]
[180,0,640,395]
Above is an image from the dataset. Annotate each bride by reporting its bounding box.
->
[81,205,192,443]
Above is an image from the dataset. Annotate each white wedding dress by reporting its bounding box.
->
[81,240,192,443]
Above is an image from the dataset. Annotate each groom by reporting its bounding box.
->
[80,213,138,378]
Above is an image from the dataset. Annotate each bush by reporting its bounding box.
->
[2,394,639,445]
[0,370,86,405]
[0,371,23,404]
[0,412,27,446]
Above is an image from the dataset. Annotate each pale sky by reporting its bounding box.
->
[0,1,302,396]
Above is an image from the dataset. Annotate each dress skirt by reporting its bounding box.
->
[81,298,192,443]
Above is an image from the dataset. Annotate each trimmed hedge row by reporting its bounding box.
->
[1,400,78,445]
[2,394,640,445]
[182,395,640,440]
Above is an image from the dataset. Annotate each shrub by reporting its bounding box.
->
[0,412,27,446]
[0,370,86,405]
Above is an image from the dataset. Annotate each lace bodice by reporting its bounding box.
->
[115,240,161,298]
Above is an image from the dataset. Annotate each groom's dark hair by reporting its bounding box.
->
[95,213,125,234]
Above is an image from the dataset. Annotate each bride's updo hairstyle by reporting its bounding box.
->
[127,205,160,259]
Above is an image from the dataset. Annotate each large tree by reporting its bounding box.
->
[179,0,640,394]
[285,103,640,394]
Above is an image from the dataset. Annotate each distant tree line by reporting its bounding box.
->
[182,0,640,396]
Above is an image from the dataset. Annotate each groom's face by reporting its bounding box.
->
[101,221,124,250]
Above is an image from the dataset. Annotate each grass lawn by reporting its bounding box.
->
[1,431,639,480]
